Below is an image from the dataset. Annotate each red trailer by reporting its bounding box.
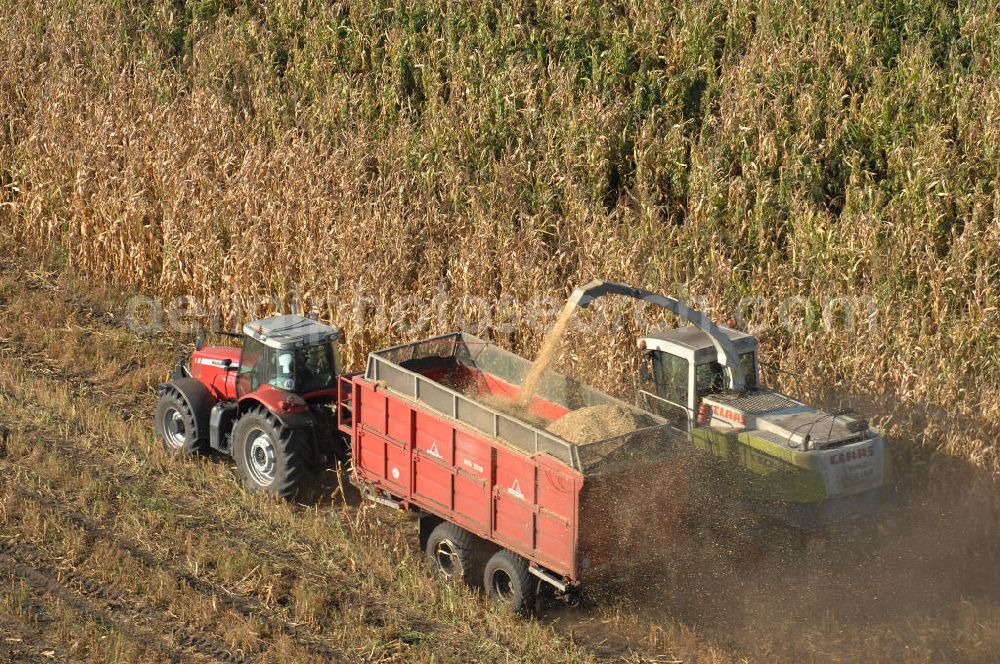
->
[336,333,692,609]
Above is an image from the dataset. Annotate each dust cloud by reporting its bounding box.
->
[550,451,1000,663]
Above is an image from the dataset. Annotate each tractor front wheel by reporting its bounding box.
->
[231,408,307,499]
[154,388,205,455]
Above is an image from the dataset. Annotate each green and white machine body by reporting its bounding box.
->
[637,326,890,530]
[567,280,892,532]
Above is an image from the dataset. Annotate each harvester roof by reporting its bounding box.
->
[243,314,341,350]
[642,325,756,362]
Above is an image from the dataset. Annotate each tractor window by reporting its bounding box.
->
[696,354,758,393]
[238,337,272,396]
[271,350,296,391]
[696,361,725,396]
[293,342,339,394]
[237,339,340,395]
[652,351,689,407]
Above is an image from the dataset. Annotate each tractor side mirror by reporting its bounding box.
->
[195,332,206,352]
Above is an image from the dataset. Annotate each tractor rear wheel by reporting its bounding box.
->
[483,550,536,613]
[232,408,307,499]
[154,388,206,455]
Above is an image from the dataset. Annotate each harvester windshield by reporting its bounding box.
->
[694,352,759,398]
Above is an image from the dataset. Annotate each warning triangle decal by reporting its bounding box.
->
[428,441,442,458]
[508,477,524,498]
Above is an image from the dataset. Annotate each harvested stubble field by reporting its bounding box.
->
[1,0,1000,662]
[0,263,618,662]
[0,241,997,663]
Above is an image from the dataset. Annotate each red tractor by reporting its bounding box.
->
[154,314,345,497]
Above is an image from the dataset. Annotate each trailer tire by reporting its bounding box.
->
[483,550,535,613]
[154,388,206,455]
[426,522,480,583]
[232,407,307,499]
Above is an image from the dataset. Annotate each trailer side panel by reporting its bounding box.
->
[351,377,583,580]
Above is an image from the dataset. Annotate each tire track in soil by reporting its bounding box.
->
[0,573,74,664]
[0,543,200,664]
[0,619,64,664]
[0,403,358,604]
[0,538,247,664]
[3,479,349,664]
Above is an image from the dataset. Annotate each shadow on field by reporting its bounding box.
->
[299,460,365,508]
[549,448,1000,663]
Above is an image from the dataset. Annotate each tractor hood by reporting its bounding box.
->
[702,389,872,450]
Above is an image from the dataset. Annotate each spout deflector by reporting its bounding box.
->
[566,279,747,392]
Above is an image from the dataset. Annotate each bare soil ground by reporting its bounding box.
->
[0,252,998,663]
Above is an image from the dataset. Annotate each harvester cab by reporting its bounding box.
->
[155,313,346,498]
[635,325,759,431]
[567,280,892,535]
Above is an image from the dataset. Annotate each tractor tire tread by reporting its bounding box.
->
[154,386,207,455]
[232,407,308,499]
[425,523,481,583]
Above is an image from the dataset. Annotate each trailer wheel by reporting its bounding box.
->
[483,550,535,613]
[232,407,307,499]
[154,388,205,455]
[425,522,480,582]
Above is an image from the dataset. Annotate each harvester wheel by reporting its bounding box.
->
[483,550,535,613]
[232,407,307,499]
[154,388,206,455]
[425,522,485,583]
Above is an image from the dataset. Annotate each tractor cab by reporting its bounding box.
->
[156,313,347,499]
[637,325,759,430]
[237,314,343,398]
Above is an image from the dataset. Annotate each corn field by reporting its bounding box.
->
[0,0,998,474]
